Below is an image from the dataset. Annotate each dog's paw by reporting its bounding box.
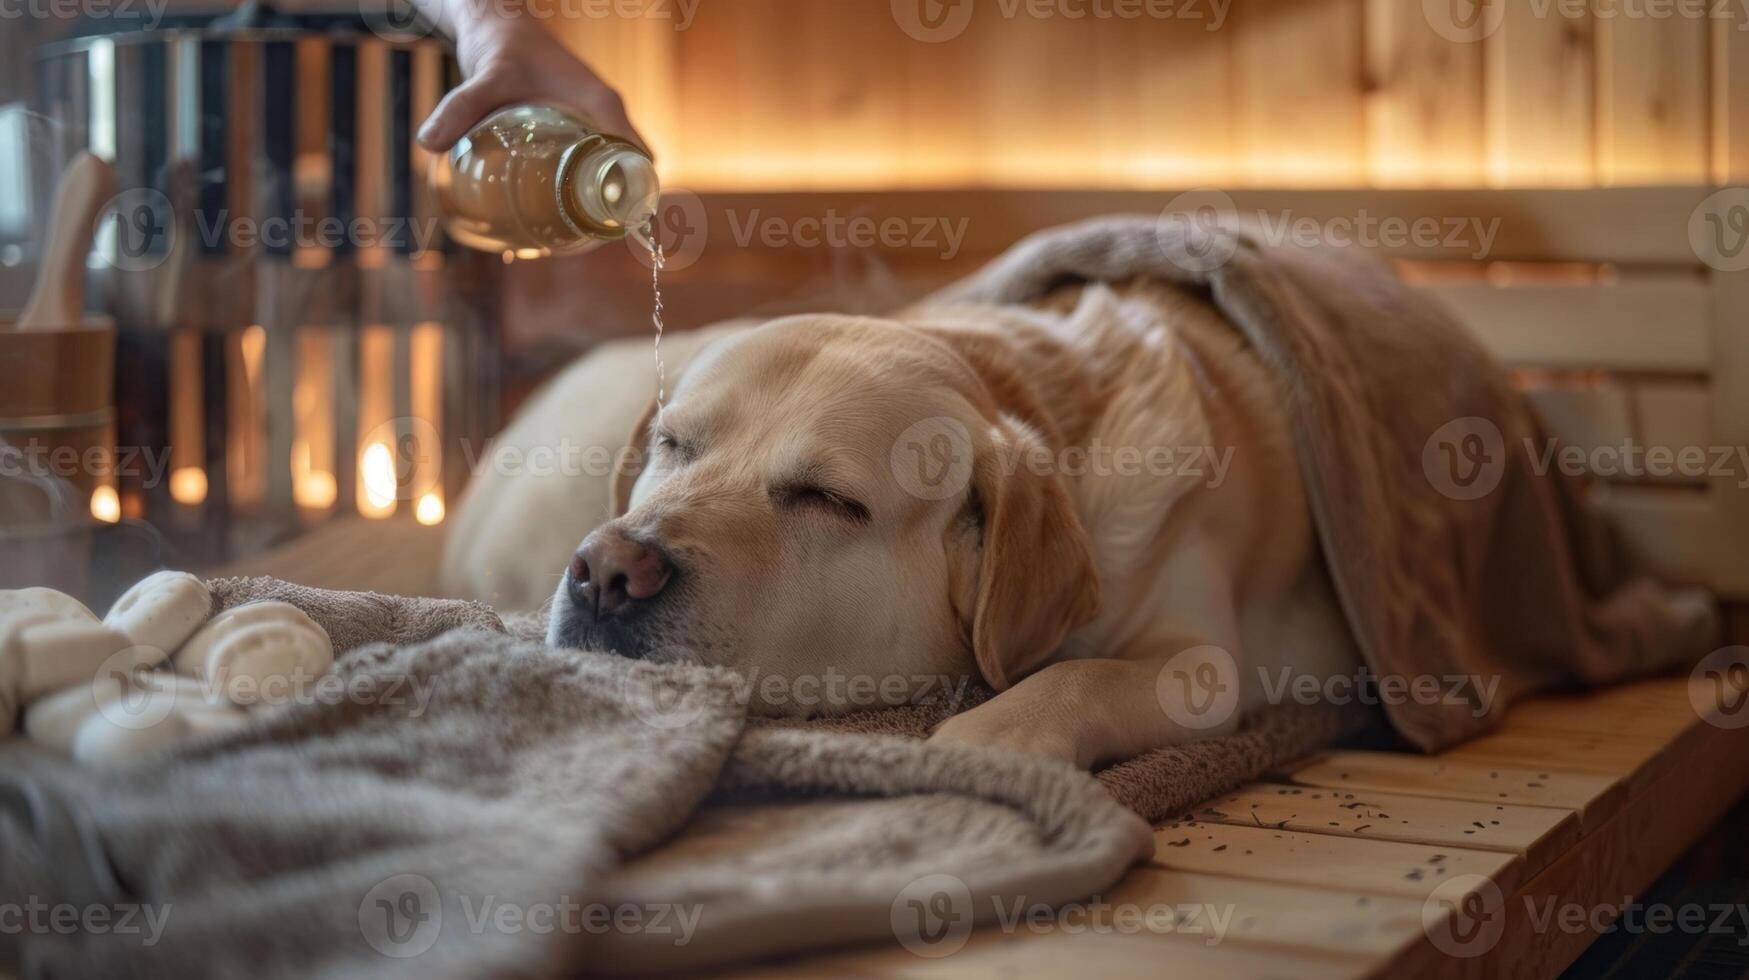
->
[927,709,1082,766]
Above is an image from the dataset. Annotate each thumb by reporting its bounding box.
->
[417,78,508,152]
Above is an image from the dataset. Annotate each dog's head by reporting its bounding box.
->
[547,314,1101,715]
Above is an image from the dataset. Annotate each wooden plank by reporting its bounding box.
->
[1363,0,1485,186]
[667,188,1715,265]
[1190,784,1577,876]
[1426,279,1711,372]
[1104,869,1424,959]
[1382,696,1749,978]
[1150,822,1521,900]
[1595,3,1710,184]
[1523,382,1635,459]
[1713,270,1749,597]
[724,926,1372,979]
[1230,0,1367,186]
[1485,0,1595,185]
[1500,676,1704,743]
[1093,8,1234,185]
[207,515,446,597]
[1600,485,1720,590]
[1440,728,1666,777]
[1634,380,1713,458]
[1715,0,1749,181]
[1281,751,1623,829]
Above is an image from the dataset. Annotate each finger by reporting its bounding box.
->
[417,78,511,152]
[582,92,653,162]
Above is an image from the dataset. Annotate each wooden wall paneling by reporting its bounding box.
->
[1230,0,1367,186]
[1485,0,1595,185]
[668,0,807,187]
[538,0,678,160]
[896,6,989,186]
[965,4,1104,186]
[783,0,908,187]
[1090,8,1236,187]
[1595,1,1710,184]
[1717,0,1749,182]
[1364,0,1486,186]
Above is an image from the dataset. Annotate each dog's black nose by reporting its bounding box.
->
[567,528,673,620]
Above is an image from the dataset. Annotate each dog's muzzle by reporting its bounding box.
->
[553,527,675,655]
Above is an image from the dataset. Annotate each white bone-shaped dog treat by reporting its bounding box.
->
[173,601,333,706]
[71,706,192,764]
[104,571,213,661]
[4,616,153,702]
[0,587,99,625]
[23,674,126,752]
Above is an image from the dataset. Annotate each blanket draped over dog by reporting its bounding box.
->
[929,214,1719,750]
[1,576,1349,978]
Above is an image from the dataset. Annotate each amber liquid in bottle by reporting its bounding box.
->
[431,104,659,257]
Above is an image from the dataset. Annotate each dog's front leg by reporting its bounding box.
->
[929,637,1243,768]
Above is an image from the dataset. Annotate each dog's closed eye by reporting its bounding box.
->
[653,430,698,463]
[773,484,871,524]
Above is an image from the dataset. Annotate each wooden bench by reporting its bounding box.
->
[720,670,1749,979]
[211,520,1749,977]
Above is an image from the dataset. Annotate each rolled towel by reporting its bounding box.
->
[104,570,213,662]
[173,601,334,707]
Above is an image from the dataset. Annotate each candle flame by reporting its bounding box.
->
[359,441,398,518]
[90,486,120,523]
[415,492,445,526]
[169,467,208,505]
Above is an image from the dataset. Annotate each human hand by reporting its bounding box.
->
[415,14,647,156]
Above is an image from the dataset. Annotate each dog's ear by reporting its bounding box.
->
[611,396,661,518]
[967,416,1102,690]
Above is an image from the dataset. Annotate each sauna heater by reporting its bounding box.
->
[31,2,498,568]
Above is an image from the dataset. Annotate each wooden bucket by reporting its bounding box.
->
[0,315,116,594]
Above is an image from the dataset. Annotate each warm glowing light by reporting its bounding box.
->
[359,441,399,518]
[294,469,338,510]
[90,486,120,523]
[514,247,544,260]
[169,467,208,505]
[415,492,445,526]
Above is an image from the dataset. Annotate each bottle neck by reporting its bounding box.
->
[562,140,660,247]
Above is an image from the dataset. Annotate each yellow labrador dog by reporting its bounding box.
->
[545,282,1359,767]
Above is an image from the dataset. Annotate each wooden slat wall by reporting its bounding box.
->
[1596,1,1710,184]
[545,0,1744,190]
[1719,1,1749,182]
[1363,0,1484,186]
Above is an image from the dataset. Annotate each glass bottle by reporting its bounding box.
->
[430,103,659,257]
